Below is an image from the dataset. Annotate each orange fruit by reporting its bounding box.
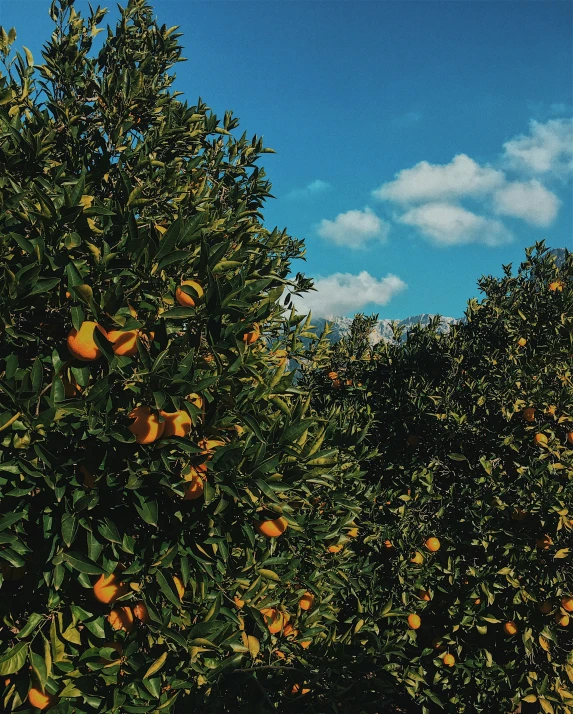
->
[517,337,527,347]
[346,527,359,537]
[522,407,535,422]
[417,590,431,602]
[327,371,338,380]
[175,280,204,307]
[442,653,455,667]
[255,517,288,538]
[561,596,573,612]
[474,598,481,605]
[503,621,518,636]
[383,539,393,550]
[242,324,260,344]
[425,537,440,552]
[275,650,286,659]
[328,544,344,553]
[536,535,553,550]
[160,409,193,438]
[261,608,283,634]
[107,329,139,357]
[128,406,165,444]
[511,508,527,521]
[79,465,96,489]
[547,405,556,415]
[233,595,245,609]
[299,592,315,611]
[432,637,445,651]
[182,465,206,500]
[299,639,312,649]
[108,606,134,632]
[290,683,310,695]
[132,601,150,623]
[567,432,573,445]
[410,551,424,564]
[198,437,225,458]
[67,321,108,361]
[549,280,563,292]
[534,433,548,446]
[283,623,297,637]
[556,613,570,627]
[28,688,57,710]
[186,393,204,410]
[538,600,552,614]
[407,435,419,446]
[331,379,342,389]
[62,373,82,397]
[407,613,421,630]
[93,573,128,605]
[173,576,185,600]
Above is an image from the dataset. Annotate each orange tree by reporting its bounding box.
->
[0,2,373,712]
[301,243,573,713]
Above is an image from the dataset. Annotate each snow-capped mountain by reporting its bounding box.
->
[309,313,460,346]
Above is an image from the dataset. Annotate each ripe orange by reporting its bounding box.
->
[547,405,556,415]
[328,544,344,553]
[261,608,283,634]
[331,379,342,389]
[407,613,421,630]
[299,592,315,611]
[93,573,128,604]
[255,517,288,538]
[425,537,440,552]
[173,576,185,600]
[290,683,310,695]
[534,433,548,446]
[432,637,445,651]
[517,337,527,347]
[549,280,564,292]
[567,432,573,445]
[28,688,57,710]
[383,539,393,550]
[410,551,424,564]
[536,535,553,550]
[522,407,535,422]
[186,393,205,411]
[299,639,312,649]
[474,598,481,605]
[561,596,573,612]
[442,653,455,667]
[503,621,518,636]
[108,606,134,632]
[556,612,570,627]
[417,590,431,602]
[538,600,552,614]
[242,324,260,344]
[160,409,193,438]
[198,437,225,457]
[133,601,150,624]
[176,280,204,307]
[182,465,206,500]
[283,623,297,637]
[128,406,165,444]
[67,321,108,361]
[327,371,338,380]
[346,527,359,537]
[233,595,245,609]
[107,329,139,357]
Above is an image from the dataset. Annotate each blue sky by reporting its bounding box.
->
[1,1,571,320]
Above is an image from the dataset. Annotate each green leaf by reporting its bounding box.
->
[0,643,28,675]
[257,568,281,582]
[448,453,467,461]
[61,513,78,548]
[63,552,105,575]
[143,650,168,679]
[17,613,44,639]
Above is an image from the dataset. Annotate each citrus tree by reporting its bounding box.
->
[0,2,372,711]
[302,243,573,713]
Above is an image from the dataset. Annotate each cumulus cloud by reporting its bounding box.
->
[291,271,407,317]
[284,179,331,200]
[492,179,561,227]
[372,154,505,205]
[398,202,514,247]
[316,207,390,248]
[502,118,573,177]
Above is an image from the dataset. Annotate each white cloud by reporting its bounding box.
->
[492,179,561,227]
[291,271,407,317]
[502,118,573,177]
[398,202,514,247]
[316,207,389,248]
[372,154,505,205]
[284,179,331,200]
